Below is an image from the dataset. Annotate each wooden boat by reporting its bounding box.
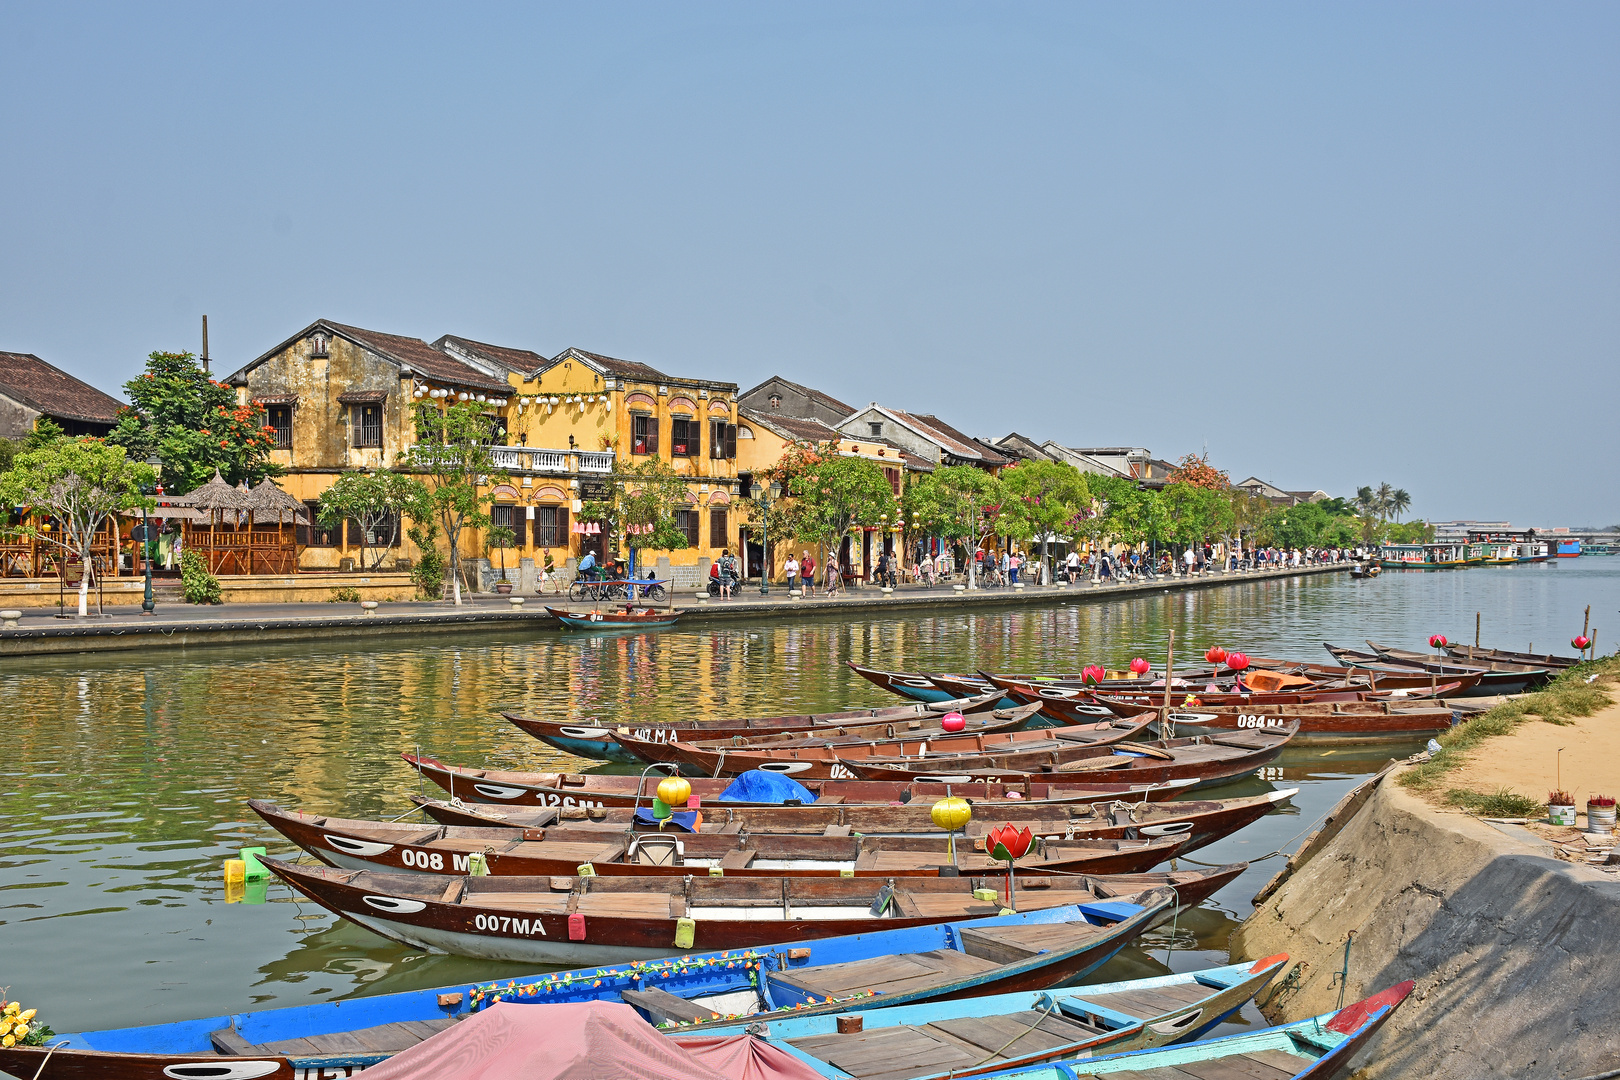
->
[847,665,1222,707]
[1323,644,1549,694]
[1440,643,1581,670]
[261,856,1226,965]
[848,663,995,703]
[1246,656,1484,694]
[838,727,1298,789]
[615,716,1159,780]
[1136,700,1456,742]
[990,680,1455,727]
[546,604,682,630]
[931,670,1229,702]
[1365,639,1550,676]
[501,695,1038,763]
[401,753,1202,809]
[408,789,1298,855]
[699,956,1291,1079]
[0,896,1249,1080]
[949,981,1414,1080]
[1348,561,1380,578]
[716,958,1293,1080]
[251,799,1193,879]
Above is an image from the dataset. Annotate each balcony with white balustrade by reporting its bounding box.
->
[411,445,615,477]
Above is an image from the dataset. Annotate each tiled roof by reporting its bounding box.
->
[434,335,548,375]
[325,322,509,393]
[0,351,124,424]
[564,348,667,383]
[910,412,1010,466]
[740,409,842,444]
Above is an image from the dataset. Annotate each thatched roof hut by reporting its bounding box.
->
[246,478,309,526]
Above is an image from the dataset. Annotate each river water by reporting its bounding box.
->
[3,559,1616,1042]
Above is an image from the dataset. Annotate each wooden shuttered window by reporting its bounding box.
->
[710,421,737,459]
[709,507,727,548]
[676,509,700,547]
[633,414,658,455]
[534,505,568,548]
[670,418,697,457]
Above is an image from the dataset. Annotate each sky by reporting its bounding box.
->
[2,3,1615,527]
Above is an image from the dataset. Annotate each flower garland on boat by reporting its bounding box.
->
[464,950,879,1026]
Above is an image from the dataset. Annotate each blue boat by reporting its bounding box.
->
[941,981,1413,1080]
[0,901,1173,1080]
[691,955,1291,1078]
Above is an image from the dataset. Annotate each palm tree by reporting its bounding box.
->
[1390,489,1411,522]
[1374,482,1395,521]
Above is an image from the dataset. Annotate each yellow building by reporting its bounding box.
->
[227,321,741,585]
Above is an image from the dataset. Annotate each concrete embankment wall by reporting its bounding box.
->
[1229,777,1620,1080]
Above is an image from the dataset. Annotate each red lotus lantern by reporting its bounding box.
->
[1226,652,1249,672]
[1428,634,1448,650]
[1129,657,1150,676]
[1572,636,1591,653]
[940,712,966,733]
[1205,646,1227,665]
[986,823,1034,909]
[1081,665,1105,685]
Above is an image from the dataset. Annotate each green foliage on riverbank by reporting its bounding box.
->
[1399,655,1618,801]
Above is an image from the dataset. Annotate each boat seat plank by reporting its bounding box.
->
[1239,1050,1318,1075]
[620,987,715,1024]
[300,1030,376,1056]
[814,796,846,804]
[475,892,573,913]
[1083,989,1203,1017]
[774,953,960,997]
[1128,981,1219,1005]
[719,849,757,870]
[1175,1057,1299,1080]
[815,1028,980,1078]
[208,1028,259,1056]
[718,821,746,833]
[575,893,679,918]
[925,1015,1076,1055]
[906,948,1002,977]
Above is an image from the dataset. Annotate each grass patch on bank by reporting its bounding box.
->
[1399,654,1619,801]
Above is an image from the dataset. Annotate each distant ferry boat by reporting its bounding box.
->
[1517,540,1550,563]
[1556,540,1582,558]
[1379,542,1467,569]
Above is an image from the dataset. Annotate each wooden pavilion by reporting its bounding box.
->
[167,470,305,574]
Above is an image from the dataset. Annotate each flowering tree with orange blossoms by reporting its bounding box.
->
[107,351,282,494]
[1165,453,1230,490]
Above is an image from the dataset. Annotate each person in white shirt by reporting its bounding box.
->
[784,555,799,592]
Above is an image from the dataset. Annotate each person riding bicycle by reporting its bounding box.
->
[577,551,599,581]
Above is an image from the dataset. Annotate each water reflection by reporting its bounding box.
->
[0,560,1613,1034]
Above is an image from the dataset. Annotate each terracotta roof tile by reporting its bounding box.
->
[324,322,509,393]
[435,335,548,375]
[0,351,125,425]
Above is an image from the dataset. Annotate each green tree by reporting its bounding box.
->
[403,400,508,604]
[997,460,1090,584]
[317,470,433,571]
[0,437,16,474]
[0,439,155,616]
[607,456,698,562]
[904,466,1002,588]
[23,418,66,451]
[107,351,280,494]
[1161,482,1233,559]
[790,450,897,577]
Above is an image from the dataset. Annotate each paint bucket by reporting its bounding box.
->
[1549,804,1576,827]
[1586,802,1617,835]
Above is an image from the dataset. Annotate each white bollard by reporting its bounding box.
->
[508,596,525,610]
[360,601,379,616]
[0,610,20,629]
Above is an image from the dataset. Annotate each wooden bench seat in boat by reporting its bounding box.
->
[788,1009,1103,1080]
[954,920,1103,963]
[620,987,718,1025]
[210,1017,458,1057]
[772,948,1000,999]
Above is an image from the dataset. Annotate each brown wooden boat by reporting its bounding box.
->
[407,788,1298,854]
[502,694,1043,763]
[401,752,1202,809]
[262,855,1242,965]
[1139,701,1455,742]
[1440,643,1581,670]
[837,726,1297,789]
[616,715,1158,780]
[251,799,1191,879]
[1324,643,1547,694]
[992,681,1461,727]
[1245,656,1485,693]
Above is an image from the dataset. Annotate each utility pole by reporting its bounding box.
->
[201,315,210,374]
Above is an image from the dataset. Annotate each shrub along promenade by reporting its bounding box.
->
[0,561,1345,657]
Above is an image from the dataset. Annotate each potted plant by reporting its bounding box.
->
[485,525,516,594]
[1587,794,1616,835]
[1548,790,1576,827]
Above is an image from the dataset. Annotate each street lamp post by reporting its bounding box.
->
[753,479,782,596]
[140,452,162,615]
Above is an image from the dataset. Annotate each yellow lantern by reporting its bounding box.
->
[931,796,971,832]
[657,775,693,809]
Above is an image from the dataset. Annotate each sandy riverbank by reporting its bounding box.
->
[1446,696,1620,809]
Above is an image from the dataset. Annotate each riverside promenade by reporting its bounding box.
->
[0,562,1345,657]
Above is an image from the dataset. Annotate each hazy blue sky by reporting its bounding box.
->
[3,3,1615,526]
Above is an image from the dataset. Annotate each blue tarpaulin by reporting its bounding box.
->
[717,770,817,804]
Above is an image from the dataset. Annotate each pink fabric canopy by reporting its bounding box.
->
[357,1000,826,1080]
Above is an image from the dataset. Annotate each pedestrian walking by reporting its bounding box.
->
[800,550,816,597]
[784,553,800,593]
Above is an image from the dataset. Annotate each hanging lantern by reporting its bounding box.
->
[930,796,971,832]
[1428,634,1448,649]
[1081,665,1105,685]
[1572,635,1591,652]
[1226,652,1250,672]
[1205,646,1227,665]
[940,711,966,733]
[1129,657,1150,675]
[656,776,692,808]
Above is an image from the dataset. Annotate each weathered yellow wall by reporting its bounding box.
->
[0,573,417,607]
